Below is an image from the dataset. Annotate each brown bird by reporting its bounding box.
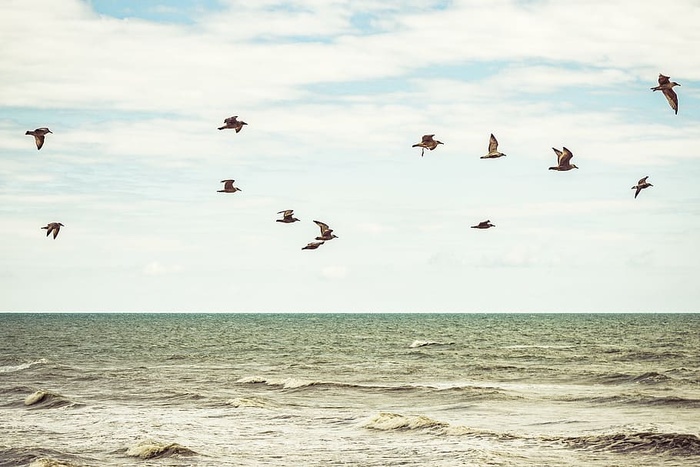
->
[632,176,653,199]
[651,74,680,114]
[218,116,248,132]
[313,220,338,241]
[277,210,300,223]
[41,222,64,239]
[480,133,506,159]
[217,180,241,193]
[302,241,324,250]
[549,147,578,171]
[471,220,495,229]
[412,134,443,157]
[25,128,52,150]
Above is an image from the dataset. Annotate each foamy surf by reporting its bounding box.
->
[409,340,453,348]
[125,439,197,459]
[24,390,74,409]
[0,359,48,373]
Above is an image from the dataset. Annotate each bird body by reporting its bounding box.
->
[632,176,653,198]
[412,134,443,156]
[277,210,300,223]
[217,179,241,193]
[218,116,248,132]
[471,220,495,229]
[651,74,680,114]
[26,127,52,150]
[41,222,64,239]
[549,147,578,171]
[313,220,338,241]
[480,133,506,159]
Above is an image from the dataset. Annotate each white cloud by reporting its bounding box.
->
[143,260,183,276]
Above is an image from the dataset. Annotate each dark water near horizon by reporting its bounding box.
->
[1,313,699,466]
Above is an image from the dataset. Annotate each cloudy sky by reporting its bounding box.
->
[1,0,699,312]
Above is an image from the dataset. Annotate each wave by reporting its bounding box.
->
[594,371,673,386]
[24,390,77,409]
[0,358,48,373]
[0,448,88,467]
[559,431,700,456]
[125,439,198,459]
[29,458,83,467]
[361,412,515,439]
[409,340,453,348]
[226,396,274,409]
[563,393,700,408]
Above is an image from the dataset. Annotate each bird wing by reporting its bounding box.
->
[223,180,235,189]
[34,135,45,150]
[662,88,678,114]
[658,74,670,85]
[634,186,642,198]
[278,210,293,216]
[552,148,563,163]
[313,220,330,234]
[638,176,649,185]
[52,225,60,239]
[560,147,574,166]
[488,134,498,153]
[422,134,435,143]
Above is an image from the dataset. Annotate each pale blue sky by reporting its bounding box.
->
[1,0,699,312]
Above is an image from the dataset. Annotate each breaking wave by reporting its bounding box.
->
[125,439,198,459]
[226,396,274,409]
[24,390,77,409]
[0,358,48,373]
[361,412,515,439]
[559,431,700,456]
[409,340,453,348]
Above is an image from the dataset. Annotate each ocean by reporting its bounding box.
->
[0,313,698,466]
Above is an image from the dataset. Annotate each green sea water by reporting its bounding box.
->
[1,313,699,466]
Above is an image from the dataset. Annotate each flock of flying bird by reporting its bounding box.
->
[29,73,679,243]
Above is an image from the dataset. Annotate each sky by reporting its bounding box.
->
[1,0,700,313]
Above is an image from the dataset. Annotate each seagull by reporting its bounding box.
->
[632,176,653,199]
[41,222,64,239]
[277,210,300,223]
[218,116,248,132]
[302,241,324,250]
[651,74,680,114]
[412,134,443,157]
[313,220,338,241]
[480,133,506,159]
[471,220,495,229]
[25,128,52,150]
[217,180,241,193]
[549,147,578,171]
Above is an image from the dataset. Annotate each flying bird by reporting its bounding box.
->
[25,128,52,150]
[218,116,248,132]
[41,222,64,239]
[480,133,507,159]
[313,220,338,241]
[651,74,680,114]
[217,180,241,193]
[302,241,324,250]
[549,147,578,171]
[632,176,653,199]
[277,210,300,223]
[412,134,443,157]
[471,220,495,229]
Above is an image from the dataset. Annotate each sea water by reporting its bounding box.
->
[0,313,698,466]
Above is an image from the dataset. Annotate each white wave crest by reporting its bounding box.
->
[236,376,317,389]
[125,439,197,459]
[29,458,80,467]
[226,397,272,408]
[409,340,452,348]
[0,358,48,373]
[362,412,448,431]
